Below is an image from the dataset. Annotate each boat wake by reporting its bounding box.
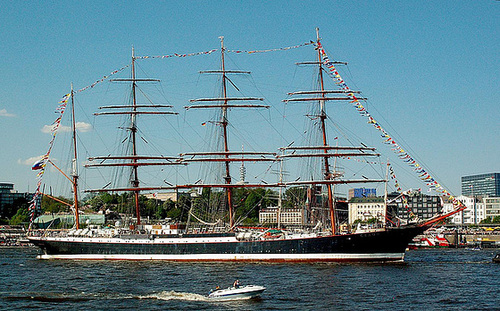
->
[139,290,209,302]
[3,291,210,303]
[3,291,107,303]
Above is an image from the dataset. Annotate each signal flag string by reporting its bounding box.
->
[316,41,466,226]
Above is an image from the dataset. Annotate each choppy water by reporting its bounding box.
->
[1,247,499,310]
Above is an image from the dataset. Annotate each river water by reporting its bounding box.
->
[1,247,499,310]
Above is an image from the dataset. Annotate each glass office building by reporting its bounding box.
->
[348,188,377,199]
[461,173,500,197]
[0,183,35,218]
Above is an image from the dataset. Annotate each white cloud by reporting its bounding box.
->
[41,121,92,133]
[0,108,15,117]
[18,155,44,166]
[41,124,57,133]
[75,122,93,132]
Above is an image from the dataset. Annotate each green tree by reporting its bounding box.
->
[234,188,278,224]
[237,188,263,222]
[7,197,30,225]
[366,217,380,224]
[480,217,493,224]
[353,217,381,225]
[83,192,133,213]
[41,196,70,214]
[174,194,190,222]
[139,196,162,220]
[154,200,168,220]
[9,205,29,225]
[283,187,307,208]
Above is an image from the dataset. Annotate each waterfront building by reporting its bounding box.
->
[461,173,500,197]
[348,197,385,224]
[259,207,306,225]
[348,188,376,200]
[442,195,486,225]
[0,183,35,219]
[483,197,500,220]
[387,192,442,223]
[144,192,178,202]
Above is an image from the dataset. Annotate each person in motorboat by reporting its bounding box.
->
[233,280,240,288]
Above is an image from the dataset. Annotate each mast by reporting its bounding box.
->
[70,84,80,229]
[85,47,182,226]
[277,149,285,229]
[315,28,337,235]
[220,37,234,229]
[130,47,141,225]
[280,28,379,235]
[183,36,274,231]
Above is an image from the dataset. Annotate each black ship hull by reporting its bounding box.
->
[28,225,426,262]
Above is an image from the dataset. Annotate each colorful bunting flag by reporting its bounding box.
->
[136,41,313,59]
[31,158,46,170]
[228,41,314,54]
[28,93,71,229]
[136,49,217,59]
[77,65,130,93]
[316,41,465,214]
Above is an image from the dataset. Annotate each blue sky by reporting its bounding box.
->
[0,1,498,197]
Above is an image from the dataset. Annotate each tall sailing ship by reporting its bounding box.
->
[28,30,463,262]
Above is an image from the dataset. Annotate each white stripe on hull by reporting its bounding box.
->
[28,236,239,244]
[38,252,405,262]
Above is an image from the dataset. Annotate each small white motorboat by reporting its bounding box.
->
[208,285,266,300]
